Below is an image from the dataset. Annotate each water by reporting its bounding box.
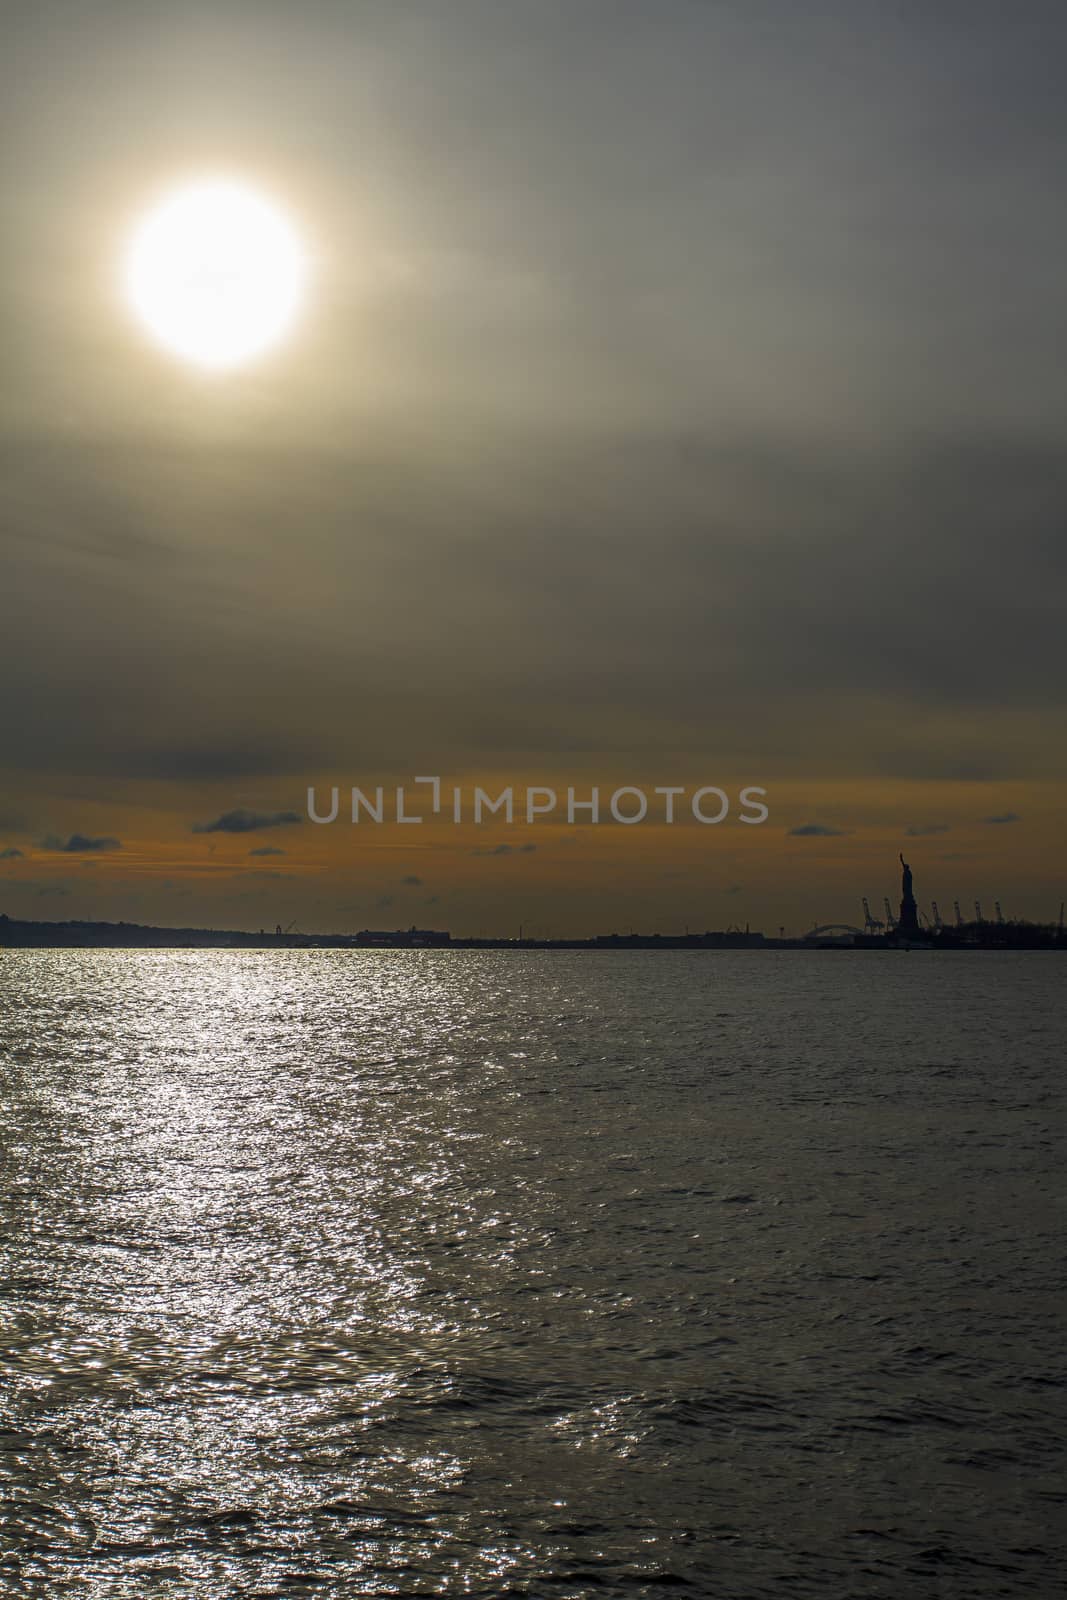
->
[0,951,1063,1598]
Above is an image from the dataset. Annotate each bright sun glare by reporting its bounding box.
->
[123,179,308,371]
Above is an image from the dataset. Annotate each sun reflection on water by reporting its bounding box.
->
[3,949,1062,1594]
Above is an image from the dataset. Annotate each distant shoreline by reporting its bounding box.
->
[1,915,1063,952]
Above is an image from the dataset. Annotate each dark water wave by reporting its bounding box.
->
[0,950,1063,1597]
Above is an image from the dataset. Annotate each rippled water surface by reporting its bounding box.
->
[0,950,1064,1597]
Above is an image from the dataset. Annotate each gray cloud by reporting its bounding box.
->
[401,874,423,885]
[249,846,286,857]
[471,842,537,857]
[3,426,1064,792]
[788,824,847,838]
[1,0,1065,853]
[193,810,302,835]
[906,823,950,837]
[41,834,120,853]
[0,847,23,860]
[983,812,1021,825]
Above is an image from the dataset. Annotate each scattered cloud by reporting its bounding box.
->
[41,834,120,853]
[36,884,71,897]
[906,822,950,837]
[401,874,423,886]
[249,846,286,857]
[982,812,1020,825]
[0,847,23,860]
[788,823,847,838]
[724,883,744,895]
[472,842,538,857]
[193,809,302,834]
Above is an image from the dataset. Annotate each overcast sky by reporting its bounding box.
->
[2,2,1064,932]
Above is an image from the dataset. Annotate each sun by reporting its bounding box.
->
[123,178,308,371]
